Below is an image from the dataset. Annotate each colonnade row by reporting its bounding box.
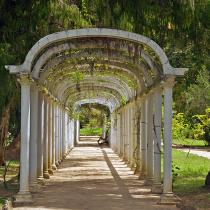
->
[16,75,76,202]
[109,80,175,202]
[16,74,175,203]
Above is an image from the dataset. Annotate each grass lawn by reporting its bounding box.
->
[172,149,210,193]
[80,127,102,136]
[0,159,19,207]
[173,138,208,147]
[0,160,19,179]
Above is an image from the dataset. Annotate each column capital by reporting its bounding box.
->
[161,77,176,88]
[18,73,33,85]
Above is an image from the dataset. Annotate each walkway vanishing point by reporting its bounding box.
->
[15,140,178,210]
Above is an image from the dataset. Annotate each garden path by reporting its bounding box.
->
[14,145,177,210]
[177,148,210,159]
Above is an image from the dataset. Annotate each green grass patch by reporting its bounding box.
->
[173,138,207,147]
[0,160,19,178]
[80,127,102,136]
[172,149,210,193]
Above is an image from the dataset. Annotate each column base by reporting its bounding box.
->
[159,193,181,205]
[37,177,45,185]
[48,168,54,175]
[55,161,60,167]
[144,177,154,186]
[58,160,62,164]
[43,172,50,179]
[52,164,57,170]
[151,183,163,194]
[138,171,146,180]
[29,181,40,193]
[14,191,33,204]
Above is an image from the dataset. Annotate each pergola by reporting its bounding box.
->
[6,28,187,204]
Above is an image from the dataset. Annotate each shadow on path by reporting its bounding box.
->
[14,145,178,210]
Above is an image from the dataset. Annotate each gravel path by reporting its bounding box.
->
[177,148,210,159]
[15,145,178,210]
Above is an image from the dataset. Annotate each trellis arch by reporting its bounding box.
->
[5,28,188,204]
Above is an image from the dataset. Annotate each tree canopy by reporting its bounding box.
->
[0,0,209,154]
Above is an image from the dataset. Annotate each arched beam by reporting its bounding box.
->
[6,28,187,76]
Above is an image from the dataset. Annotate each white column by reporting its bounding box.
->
[37,91,44,179]
[51,101,57,170]
[152,88,163,193]
[124,106,129,162]
[76,119,80,144]
[116,113,121,155]
[15,74,32,202]
[58,107,62,163]
[120,110,124,157]
[133,104,137,169]
[102,114,107,139]
[145,93,154,185]
[48,98,53,175]
[110,114,114,150]
[29,84,38,191]
[162,79,175,199]
[71,120,75,148]
[43,95,50,179]
[62,110,66,158]
[55,104,59,167]
[129,105,134,166]
[139,97,147,178]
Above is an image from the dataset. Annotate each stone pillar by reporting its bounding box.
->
[62,110,66,158]
[116,112,121,155]
[43,95,50,179]
[120,110,124,158]
[161,78,177,203]
[76,119,80,144]
[124,108,128,161]
[55,104,59,167]
[130,103,137,169]
[139,97,147,178]
[102,114,107,139]
[51,101,57,170]
[58,107,62,163]
[152,88,162,193]
[29,83,38,191]
[15,74,32,202]
[48,98,53,175]
[37,91,44,179]
[145,93,154,185]
[129,104,134,166]
[71,120,75,148]
[110,114,114,150]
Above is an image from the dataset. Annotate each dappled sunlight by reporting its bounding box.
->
[15,145,178,210]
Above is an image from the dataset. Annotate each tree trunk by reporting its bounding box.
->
[0,103,11,166]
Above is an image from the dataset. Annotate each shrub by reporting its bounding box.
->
[192,108,210,144]
[172,112,191,140]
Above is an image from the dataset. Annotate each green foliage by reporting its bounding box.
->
[185,67,210,117]
[172,161,180,183]
[80,127,102,136]
[172,112,191,140]
[173,138,207,147]
[71,72,85,83]
[173,108,210,144]
[192,108,210,142]
[80,104,109,128]
[121,96,127,106]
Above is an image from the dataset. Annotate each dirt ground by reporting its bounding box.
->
[14,145,178,210]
